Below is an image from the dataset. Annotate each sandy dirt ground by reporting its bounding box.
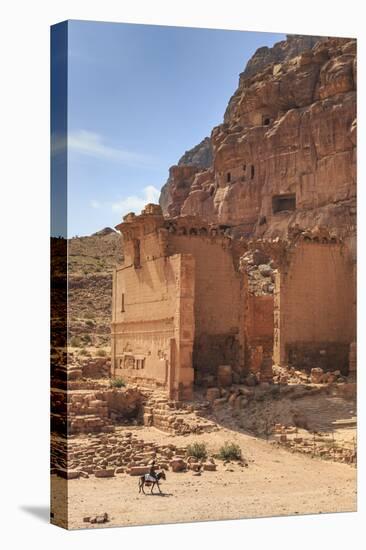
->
[52,425,357,529]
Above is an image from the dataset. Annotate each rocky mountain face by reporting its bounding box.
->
[64,232,123,349]
[237,34,327,82]
[159,34,357,240]
[159,136,213,216]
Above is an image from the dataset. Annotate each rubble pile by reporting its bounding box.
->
[272,424,357,465]
[272,365,348,385]
[142,391,218,435]
[51,430,223,479]
[240,248,276,295]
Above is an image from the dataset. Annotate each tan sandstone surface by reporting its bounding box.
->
[160,35,356,241]
[52,425,356,529]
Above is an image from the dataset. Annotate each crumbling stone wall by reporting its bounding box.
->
[112,253,194,400]
[111,205,356,399]
[112,205,195,400]
[95,388,143,422]
[80,357,111,378]
[167,232,244,385]
[112,206,247,396]
[245,294,274,376]
[274,240,355,372]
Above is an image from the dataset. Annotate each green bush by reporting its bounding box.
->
[96,349,107,357]
[85,319,95,328]
[110,377,125,388]
[217,441,242,461]
[186,442,208,460]
[79,348,88,356]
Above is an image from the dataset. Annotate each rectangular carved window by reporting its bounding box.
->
[272,193,296,213]
[135,358,145,370]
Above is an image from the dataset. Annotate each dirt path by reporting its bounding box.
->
[54,426,356,529]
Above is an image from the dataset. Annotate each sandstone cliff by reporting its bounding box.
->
[237,34,327,81]
[159,34,356,239]
[159,136,213,216]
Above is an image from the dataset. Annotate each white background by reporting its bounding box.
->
[0,0,364,548]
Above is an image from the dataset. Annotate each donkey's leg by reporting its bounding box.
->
[151,482,155,494]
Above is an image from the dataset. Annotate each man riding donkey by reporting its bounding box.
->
[138,459,166,494]
[147,459,157,482]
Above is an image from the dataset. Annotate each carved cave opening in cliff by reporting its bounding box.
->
[272,193,296,214]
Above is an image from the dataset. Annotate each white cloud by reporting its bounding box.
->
[111,185,160,215]
[67,130,154,166]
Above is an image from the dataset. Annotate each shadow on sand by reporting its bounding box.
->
[142,492,173,497]
[195,383,356,441]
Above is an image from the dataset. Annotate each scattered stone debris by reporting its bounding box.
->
[271,424,357,465]
[272,365,349,386]
[203,370,356,466]
[51,427,235,480]
[240,249,276,295]
[83,512,109,524]
[141,391,218,435]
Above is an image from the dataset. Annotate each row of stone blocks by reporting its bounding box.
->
[68,414,114,434]
[68,393,115,434]
[142,397,179,433]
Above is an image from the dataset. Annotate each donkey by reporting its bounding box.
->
[138,470,166,495]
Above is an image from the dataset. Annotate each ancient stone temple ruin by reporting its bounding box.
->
[111,35,357,401]
[111,204,356,400]
[111,204,244,400]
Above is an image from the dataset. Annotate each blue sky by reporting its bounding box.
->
[66,21,285,236]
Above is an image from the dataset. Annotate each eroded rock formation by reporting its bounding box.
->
[159,35,356,240]
[159,136,213,216]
